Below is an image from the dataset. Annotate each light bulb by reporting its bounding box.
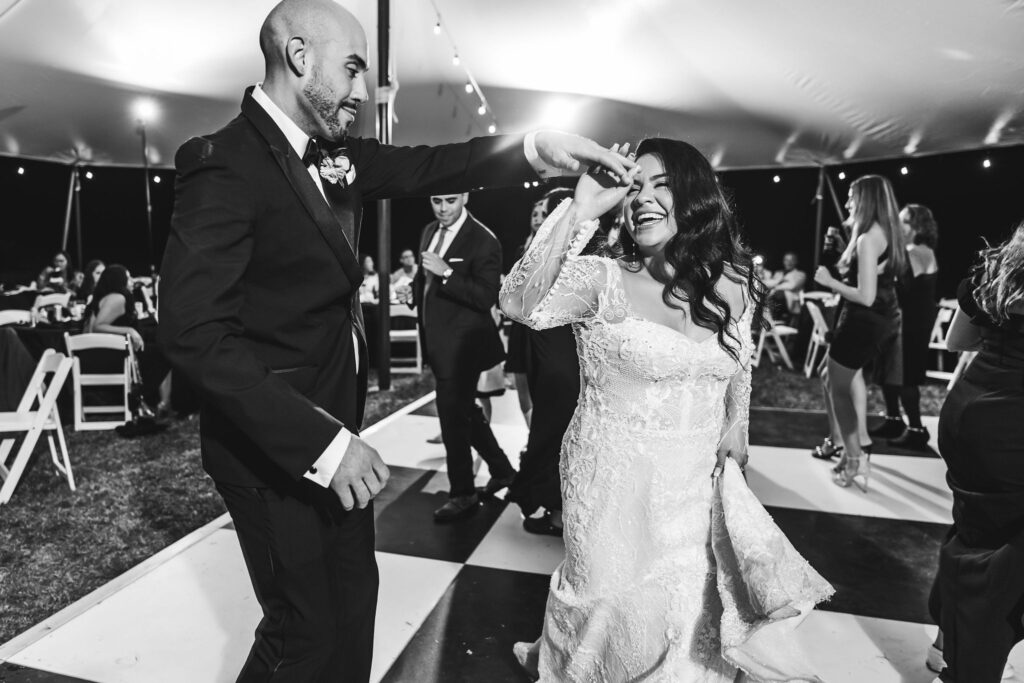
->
[85,171,94,179]
[433,22,441,35]
[464,82,473,94]
[838,171,846,180]
[488,123,496,134]
[477,104,486,115]
[17,167,24,175]
[153,175,162,183]
[772,175,781,183]
[900,166,909,175]
[983,158,992,168]
[523,182,531,189]
[452,54,460,66]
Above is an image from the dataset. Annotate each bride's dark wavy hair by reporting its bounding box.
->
[615,138,767,361]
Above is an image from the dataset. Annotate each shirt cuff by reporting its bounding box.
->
[303,427,352,487]
[523,131,565,178]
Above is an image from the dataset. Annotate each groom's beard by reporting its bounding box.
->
[303,69,352,143]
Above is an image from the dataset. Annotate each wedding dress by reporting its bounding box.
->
[500,200,834,682]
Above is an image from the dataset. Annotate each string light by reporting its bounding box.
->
[838,171,846,180]
[772,175,781,183]
[488,123,496,134]
[17,167,24,175]
[429,0,498,136]
[85,171,94,179]
[900,166,909,175]
[153,175,162,183]
[477,104,486,115]
[464,82,473,94]
[433,21,441,35]
[523,182,531,189]
[452,54,460,66]
[983,158,992,169]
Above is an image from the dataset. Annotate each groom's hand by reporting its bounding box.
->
[534,131,635,180]
[331,436,390,511]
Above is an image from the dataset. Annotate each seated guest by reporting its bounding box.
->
[85,265,171,417]
[77,259,106,303]
[390,249,418,291]
[359,254,380,305]
[764,251,807,322]
[36,251,71,292]
[67,270,85,297]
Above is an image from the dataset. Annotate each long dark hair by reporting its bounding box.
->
[973,221,1024,325]
[845,175,907,275]
[616,138,766,361]
[85,265,135,322]
[80,259,105,300]
[902,203,938,249]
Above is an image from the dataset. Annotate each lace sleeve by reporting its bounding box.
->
[499,198,607,330]
[719,307,754,453]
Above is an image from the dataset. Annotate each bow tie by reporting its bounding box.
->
[301,136,339,167]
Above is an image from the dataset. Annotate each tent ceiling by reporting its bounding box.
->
[1,0,1023,169]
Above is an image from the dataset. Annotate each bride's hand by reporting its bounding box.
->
[712,443,748,478]
[574,143,639,223]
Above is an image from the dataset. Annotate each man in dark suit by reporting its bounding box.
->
[159,1,634,680]
[411,193,514,522]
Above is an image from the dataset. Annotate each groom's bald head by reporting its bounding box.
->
[258,0,369,141]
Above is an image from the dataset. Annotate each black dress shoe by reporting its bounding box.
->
[481,473,516,497]
[869,416,906,439]
[433,494,480,523]
[523,511,563,537]
[889,426,931,451]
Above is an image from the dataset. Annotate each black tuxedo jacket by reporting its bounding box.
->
[159,87,535,487]
[413,213,505,379]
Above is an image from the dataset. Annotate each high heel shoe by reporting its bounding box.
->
[831,443,872,474]
[811,437,842,460]
[832,445,872,492]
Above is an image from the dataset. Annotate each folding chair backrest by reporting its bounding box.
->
[389,304,417,319]
[806,301,829,335]
[34,292,72,310]
[65,332,131,354]
[15,349,72,427]
[930,307,954,345]
[0,309,32,326]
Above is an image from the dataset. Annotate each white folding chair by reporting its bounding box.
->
[0,349,74,504]
[752,313,798,370]
[926,303,956,381]
[33,292,72,313]
[64,332,134,430]
[389,304,423,374]
[0,309,32,326]
[803,301,831,378]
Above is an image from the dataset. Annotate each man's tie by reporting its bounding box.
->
[425,225,449,292]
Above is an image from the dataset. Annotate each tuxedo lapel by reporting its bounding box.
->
[241,89,363,288]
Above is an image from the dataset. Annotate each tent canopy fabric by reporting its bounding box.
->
[1,0,1023,170]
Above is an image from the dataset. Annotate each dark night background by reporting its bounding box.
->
[2,143,1022,298]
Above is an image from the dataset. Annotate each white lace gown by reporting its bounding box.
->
[500,200,833,683]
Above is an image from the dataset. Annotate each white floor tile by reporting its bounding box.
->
[747,445,953,524]
[466,505,565,576]
[7,529,460,683]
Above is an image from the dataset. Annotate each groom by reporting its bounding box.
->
[158,0,633,680]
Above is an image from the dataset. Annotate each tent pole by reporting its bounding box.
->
[812,165,825,272]
[60,166,76,254]
[140,123,155,271]
[375,0,393,391]
[73,169,83,269]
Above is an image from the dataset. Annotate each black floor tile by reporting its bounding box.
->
[768,505,946,624]
[0,663,97,683]
[751,409,940,458]
[375,471,508,563]
[381,565,548,683]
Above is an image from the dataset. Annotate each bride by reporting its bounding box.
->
[500,138,833,681]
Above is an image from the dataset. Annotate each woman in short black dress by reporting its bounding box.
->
[813,175,905,491]
[874,204,939,449]
[929,222,1024,682]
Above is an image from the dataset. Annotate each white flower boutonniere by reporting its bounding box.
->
[319,151,357,189]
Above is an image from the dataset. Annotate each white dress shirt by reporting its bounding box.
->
[427,208,469,258]
[252,85,557,488]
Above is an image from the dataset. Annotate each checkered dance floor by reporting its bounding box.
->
[3,389,1024,682]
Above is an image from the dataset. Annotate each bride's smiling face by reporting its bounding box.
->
[623,154,678,253]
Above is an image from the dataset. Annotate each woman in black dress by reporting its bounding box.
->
[874,204,939,449]
[813,175,905,491]
[929,222,1024,681]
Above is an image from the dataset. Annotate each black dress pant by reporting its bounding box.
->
[509,325,579,515]
[435,367,514,497]
[217,480,378,683]
[933,354,1024,682]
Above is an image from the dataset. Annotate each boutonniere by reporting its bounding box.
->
[319,151,357,189]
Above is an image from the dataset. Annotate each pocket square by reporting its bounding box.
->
[448,258,464,263]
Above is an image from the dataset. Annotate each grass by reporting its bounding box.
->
[0,370,436,645]
[0,362,947,646]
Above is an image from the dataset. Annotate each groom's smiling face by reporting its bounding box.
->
[299,13,369,142]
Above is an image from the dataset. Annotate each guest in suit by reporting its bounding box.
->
[404,193,516,522]
[159,1,634,679]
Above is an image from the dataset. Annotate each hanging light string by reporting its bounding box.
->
[428,0,498,135]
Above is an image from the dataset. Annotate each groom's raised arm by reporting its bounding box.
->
[158,138,342,479]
